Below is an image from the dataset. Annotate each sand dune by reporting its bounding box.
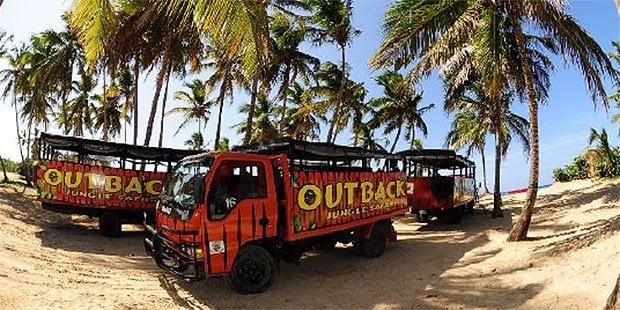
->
[0,178,618,309]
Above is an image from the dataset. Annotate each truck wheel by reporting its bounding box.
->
[315,239,337,251]
[230,245,278,294]
[466,201,475,213]
[448,206,464,224]
[355,223,387,258]
[99,212,122,237]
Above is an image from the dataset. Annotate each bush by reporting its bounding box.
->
[553,168,570,182]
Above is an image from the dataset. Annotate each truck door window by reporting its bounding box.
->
[208,161,267,220]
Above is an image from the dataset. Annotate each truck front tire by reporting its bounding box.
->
[99,212,122,237]
[355,223,388,258]
[230,245,278,294]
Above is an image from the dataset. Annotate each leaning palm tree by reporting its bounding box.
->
[168,79,213,138]
[371,0,616,241]
[307,0,360,143]
[369,71,434,152]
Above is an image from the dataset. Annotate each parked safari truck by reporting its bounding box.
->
[143,139,408,293]
[397,149,476,224]
[35,133,199,237]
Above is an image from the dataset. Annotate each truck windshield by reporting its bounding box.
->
[162,157,214,210]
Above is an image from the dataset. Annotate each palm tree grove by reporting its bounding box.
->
[0,0,619,308]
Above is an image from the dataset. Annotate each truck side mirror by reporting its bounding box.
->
[194,176,205,204]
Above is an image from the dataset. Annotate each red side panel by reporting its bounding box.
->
[287,171,408,241]
[407,177,451,211]
[36,160,167,211]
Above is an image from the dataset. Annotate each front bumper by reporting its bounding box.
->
[143,216,204,281]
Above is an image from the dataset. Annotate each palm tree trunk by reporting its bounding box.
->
[158,66,172,148]
[132,56,139,146]
[280,64,291,134]
[480,148,489,194]
[492,128,503,218]
[0,155,8,183]
[214,84,226,150]
[507,13,539,242]
[13,92,25,163]
[410,127,416,150]
[390,125,403,153]
[327,45,348,144]
[143,62,168,147]
[244,76,259,145]
[102,67,109,141]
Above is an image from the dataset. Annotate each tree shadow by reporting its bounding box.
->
[157,213,540,309]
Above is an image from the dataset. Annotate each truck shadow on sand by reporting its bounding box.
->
[159,212,542,309]
[0,189,153,270]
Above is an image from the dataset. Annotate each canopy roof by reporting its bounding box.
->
[396,149,474,169]
[232,138,398,160]
[39,133,200,162]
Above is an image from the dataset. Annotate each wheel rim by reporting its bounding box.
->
[238,258,266,284]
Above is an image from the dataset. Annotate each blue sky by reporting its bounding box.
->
[0,0,619,191]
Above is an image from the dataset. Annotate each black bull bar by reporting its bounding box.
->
[143,213,205,281]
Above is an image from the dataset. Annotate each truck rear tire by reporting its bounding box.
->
[355,223,387,258]
[447,206,464,224]
[417,212,430,223]
[230,245,278,294]
[100,212,122,237]
[315,239,337,251]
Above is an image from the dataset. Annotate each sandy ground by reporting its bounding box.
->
[0,175,619,309]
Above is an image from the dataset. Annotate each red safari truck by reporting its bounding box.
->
[143,139,408,293]
[35,133,199,236]
[397,149,476,224]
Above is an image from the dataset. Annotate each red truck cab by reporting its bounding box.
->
[397,149,476,224]
[144,140,408,293]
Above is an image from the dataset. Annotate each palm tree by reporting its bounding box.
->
[204,44,246,150]
[93,88,123,141]
[115,66,134,143]
[589,128,617,177]
[0,44,28,163]
[445,108,490,194]
[216,137,230,151]
[369,71,434,152]
[168,79,213,137]
[58,68,97,137]
[234,94,278,144]
[307,0,360,143]
[371,0,616,241]
[447,83,529,217]
[268,10,320,131]
[282,82,325,140]
[185,132,205,151]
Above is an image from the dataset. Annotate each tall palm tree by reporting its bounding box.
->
[0,44,27,162]
[268,10,320,130]
[204,44,246,150]
[307,0,360,143]
[58,67,97,137]
[447,83,529,217]
[369,71,434,152]
[589,128,617,177]
[93,87,122,141]
[282,82,325,140]
[168,79,213,137]
[445,108,490,194]
[371,0,616,241]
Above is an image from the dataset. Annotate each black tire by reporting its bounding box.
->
[355,222,388,258]
[229,245,278,294]
[99,211,122,237]
[315,239,337,251]
[447,206,464,224]
[417,212,430,223]
[466,201,475,213]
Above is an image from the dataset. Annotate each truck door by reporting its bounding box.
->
[202,159,278,275]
